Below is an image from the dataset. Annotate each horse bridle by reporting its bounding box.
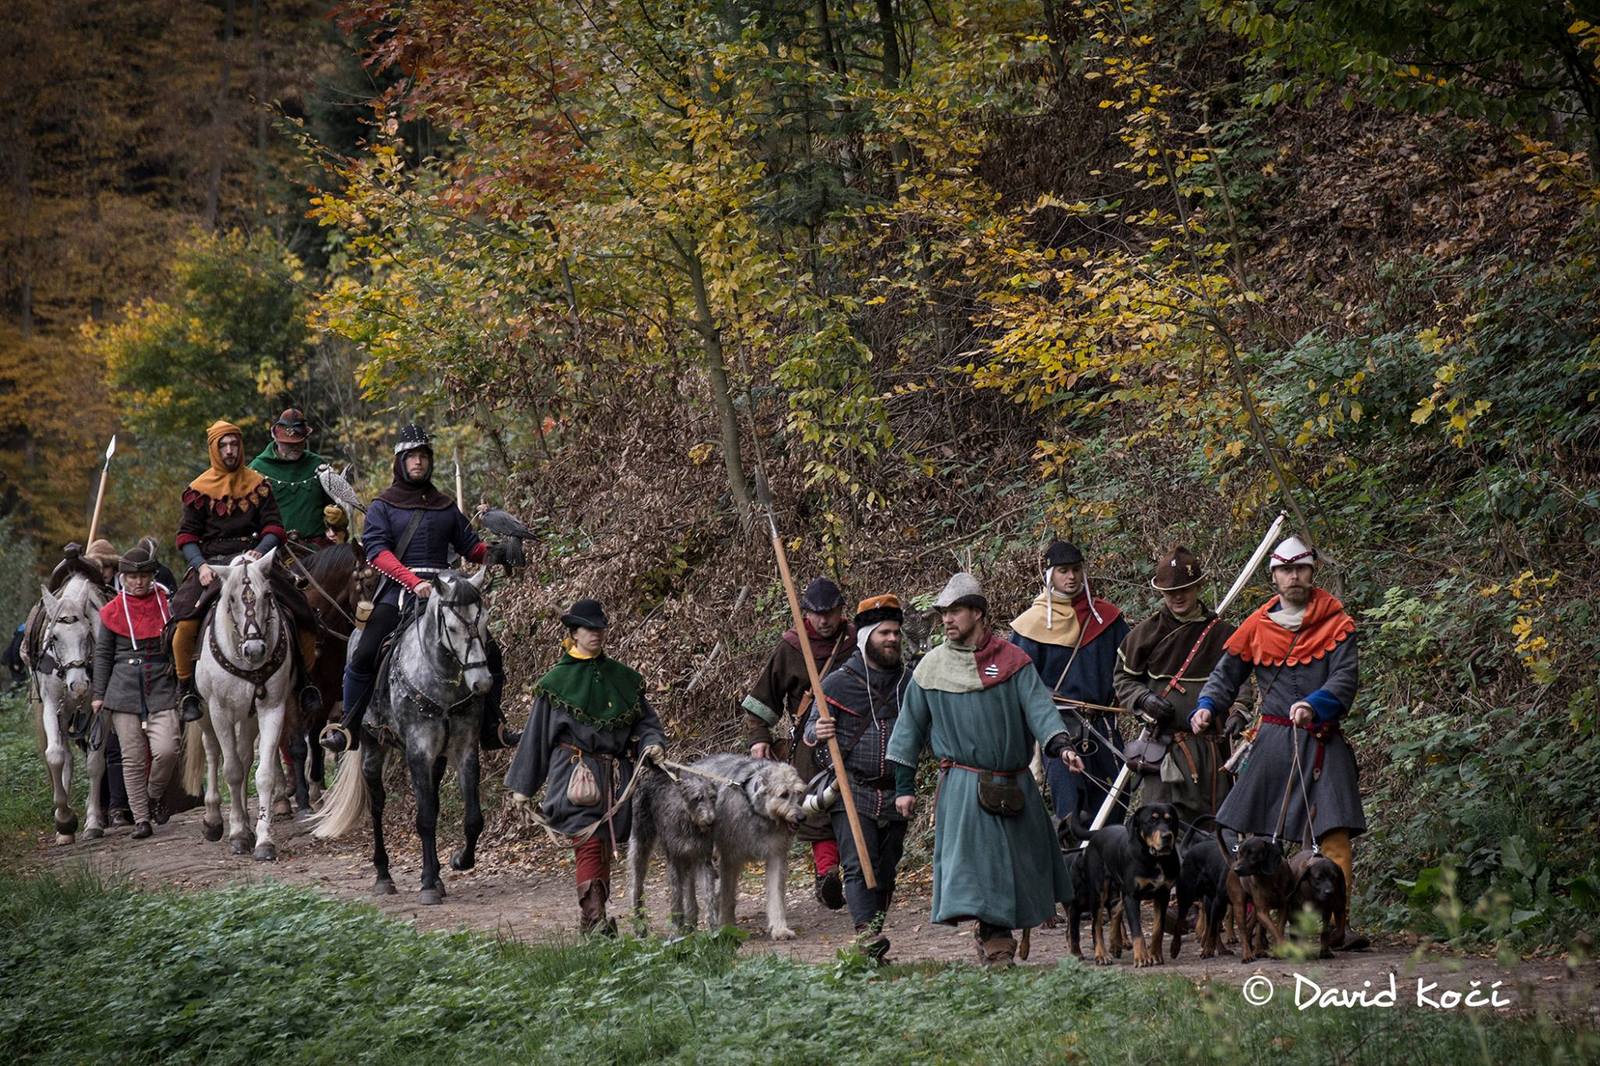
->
[434,592,490,675]
[42,608,93,680]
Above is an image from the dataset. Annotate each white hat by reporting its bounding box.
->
[1269,535,1318,571]
[933,572,988,611]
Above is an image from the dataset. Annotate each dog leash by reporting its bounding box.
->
[658,759,742,789]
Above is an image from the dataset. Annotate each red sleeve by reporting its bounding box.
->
[465,541,488,564]
[372,550,424,590]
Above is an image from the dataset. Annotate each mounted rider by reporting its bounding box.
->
[168,419,322,722]
[248,408,338,547]
[319,423,520,755]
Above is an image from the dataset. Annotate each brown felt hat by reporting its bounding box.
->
[1151,546,1204,591]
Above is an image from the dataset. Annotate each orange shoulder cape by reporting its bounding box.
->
[1223,587,1354,667]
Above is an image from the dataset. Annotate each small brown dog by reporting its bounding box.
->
[1287,849,1347,959]
[1231,835,1298,961]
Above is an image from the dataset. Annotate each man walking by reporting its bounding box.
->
[740,576,854,909]
[1192,536,1367,949]
[888,573,1082,968]
[1009,540,1128,822]
[1114,546,1239,827]
[808,594,911,961]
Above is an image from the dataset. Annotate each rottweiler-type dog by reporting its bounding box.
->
[1287,849,1347,959]
[1083,803,1181,967]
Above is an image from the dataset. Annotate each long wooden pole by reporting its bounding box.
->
[761,494,876,889]
[85,435,116,546]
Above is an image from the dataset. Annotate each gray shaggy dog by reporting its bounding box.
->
[694,753,807,941]
[626,765,720,934]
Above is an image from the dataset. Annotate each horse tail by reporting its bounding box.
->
[182,720,208,795]
[309,751,370,839]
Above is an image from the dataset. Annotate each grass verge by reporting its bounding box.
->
[2,871,1595,1066]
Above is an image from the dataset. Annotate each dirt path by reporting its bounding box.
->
[34,805,1597,1020]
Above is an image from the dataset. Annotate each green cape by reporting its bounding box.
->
[534,652,644,726]
[249,443,330,539]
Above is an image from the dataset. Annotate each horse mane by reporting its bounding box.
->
[304,542,361,584]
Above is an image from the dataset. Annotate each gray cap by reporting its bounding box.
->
[933,572,988,612]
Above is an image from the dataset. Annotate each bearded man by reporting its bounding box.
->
[1192,536,1367,949]
[887,573,1083,968]
[248,408,337,544]
[807,594,912,962]
[168,420,321,722]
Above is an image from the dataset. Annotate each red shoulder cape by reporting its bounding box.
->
[1224,588,1353,667]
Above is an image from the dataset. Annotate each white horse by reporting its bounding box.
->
[31,573,110,843]
[181,550,295,861]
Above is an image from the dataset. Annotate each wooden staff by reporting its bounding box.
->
[86,435,116,545]
[756,475,876,889]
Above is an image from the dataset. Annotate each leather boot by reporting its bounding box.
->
[321,668,373,753]
[177,677,203,723]
[577,879,616,936]
[975,923,1017,968]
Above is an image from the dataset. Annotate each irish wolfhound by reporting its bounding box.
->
[693,753,807,941]
[626,765,720,934]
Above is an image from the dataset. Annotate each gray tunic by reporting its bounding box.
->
[1199,634,1364,840]
[92,619,177,716]
[504,693,666,847]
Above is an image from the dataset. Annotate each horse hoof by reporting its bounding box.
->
[84,827,103,840]
[272,800,292,819]
[373,878,397,896]
[418,888,443,906]
[230,838,248,856]
[54,833,74,846]
[253,844,277,862]
[450,851,474,872]
[55,814,79,835]
[203,821,224,842]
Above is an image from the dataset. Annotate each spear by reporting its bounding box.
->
[754,472,876,889]
[1084,511,1288,839]
[453,446,465,513]
[86,435,116,546]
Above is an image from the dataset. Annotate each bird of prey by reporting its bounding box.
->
[475,505,538,569]
[317,464,365,514]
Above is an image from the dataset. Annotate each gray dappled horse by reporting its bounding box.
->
[30,574,110,843]
[181,550,296,861]
[309,569,493,904]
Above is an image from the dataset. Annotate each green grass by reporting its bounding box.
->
[1,872,1595,1066]
[0,688,64,850]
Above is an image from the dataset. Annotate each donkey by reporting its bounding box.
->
[310,569,493,905]
[30,573,109,843]
[181,550,296,860]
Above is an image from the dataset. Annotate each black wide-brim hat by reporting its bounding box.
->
[561,598,609,630]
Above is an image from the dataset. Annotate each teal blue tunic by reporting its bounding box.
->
[888,657,1074,930]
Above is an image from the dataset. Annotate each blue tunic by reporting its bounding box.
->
[1011,614,1130,820]
[362,499,482,605]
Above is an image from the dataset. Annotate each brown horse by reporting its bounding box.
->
[282,542,375,811]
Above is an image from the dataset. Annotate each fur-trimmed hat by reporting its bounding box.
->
[1269,535,1318,571]
[800,577,844,613]
[1152,546,1204,591]
[323,504,349,530]
[934,572,988,613]
[85,539,119,569]
[854,594,903,629]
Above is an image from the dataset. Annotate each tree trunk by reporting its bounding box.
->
[205,0,236,230]
[681,237,754,522]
